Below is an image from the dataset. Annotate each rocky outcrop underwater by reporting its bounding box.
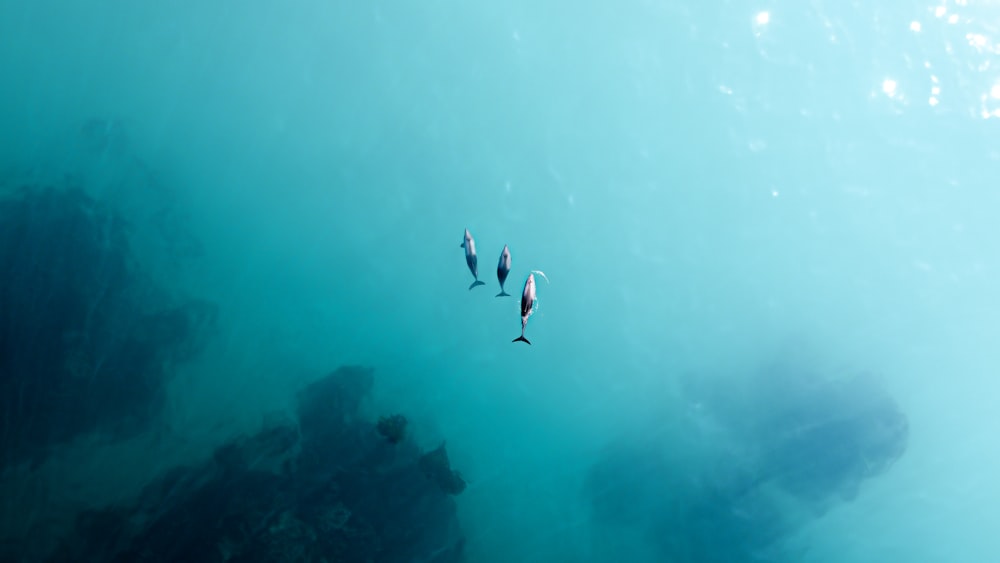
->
[51,365,466,563]
[0,184,215,471]
[586,362,909,562]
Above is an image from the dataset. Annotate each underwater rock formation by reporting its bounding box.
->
[0,185,216,470]
[76,116,204,269]
[377,414,408,444]
[737,370,909,506]
[419,443,467,496]
[52,366,466,563]
[586,364,909,562]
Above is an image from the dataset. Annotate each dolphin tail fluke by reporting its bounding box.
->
[469,280,486,290]
[512,335,531,345]
[496,290,511,297]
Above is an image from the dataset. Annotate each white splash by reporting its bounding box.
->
[531,270,551,284]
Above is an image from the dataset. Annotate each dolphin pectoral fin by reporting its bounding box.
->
[496,291,511,297]
[468,280,486,290]
[512,335,531,345]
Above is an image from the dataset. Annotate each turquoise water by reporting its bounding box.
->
[1,1,998,561]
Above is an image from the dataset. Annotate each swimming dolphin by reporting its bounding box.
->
[460,228,486,290]
[496,244,511,297]
[512,273,536,344]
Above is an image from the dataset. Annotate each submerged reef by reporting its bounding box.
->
[0,184,215,470]
[419,443,467,496]
[377,414,408,444]
[586,363,909,562]
[53,366,466,563]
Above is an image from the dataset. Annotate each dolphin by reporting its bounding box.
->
[512,273,536,344]
[460,228,486,290]
[496,244,511,297]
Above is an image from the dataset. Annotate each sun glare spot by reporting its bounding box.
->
[966,33,989,51]
[929,97,939,106]
[910,21,922,32]
[882,79,898,97]
[755,11,770,25]
[992,84,1000,99]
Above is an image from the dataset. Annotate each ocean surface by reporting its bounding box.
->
[1,1,997,561]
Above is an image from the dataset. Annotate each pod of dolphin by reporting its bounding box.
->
[460,228,538,345]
